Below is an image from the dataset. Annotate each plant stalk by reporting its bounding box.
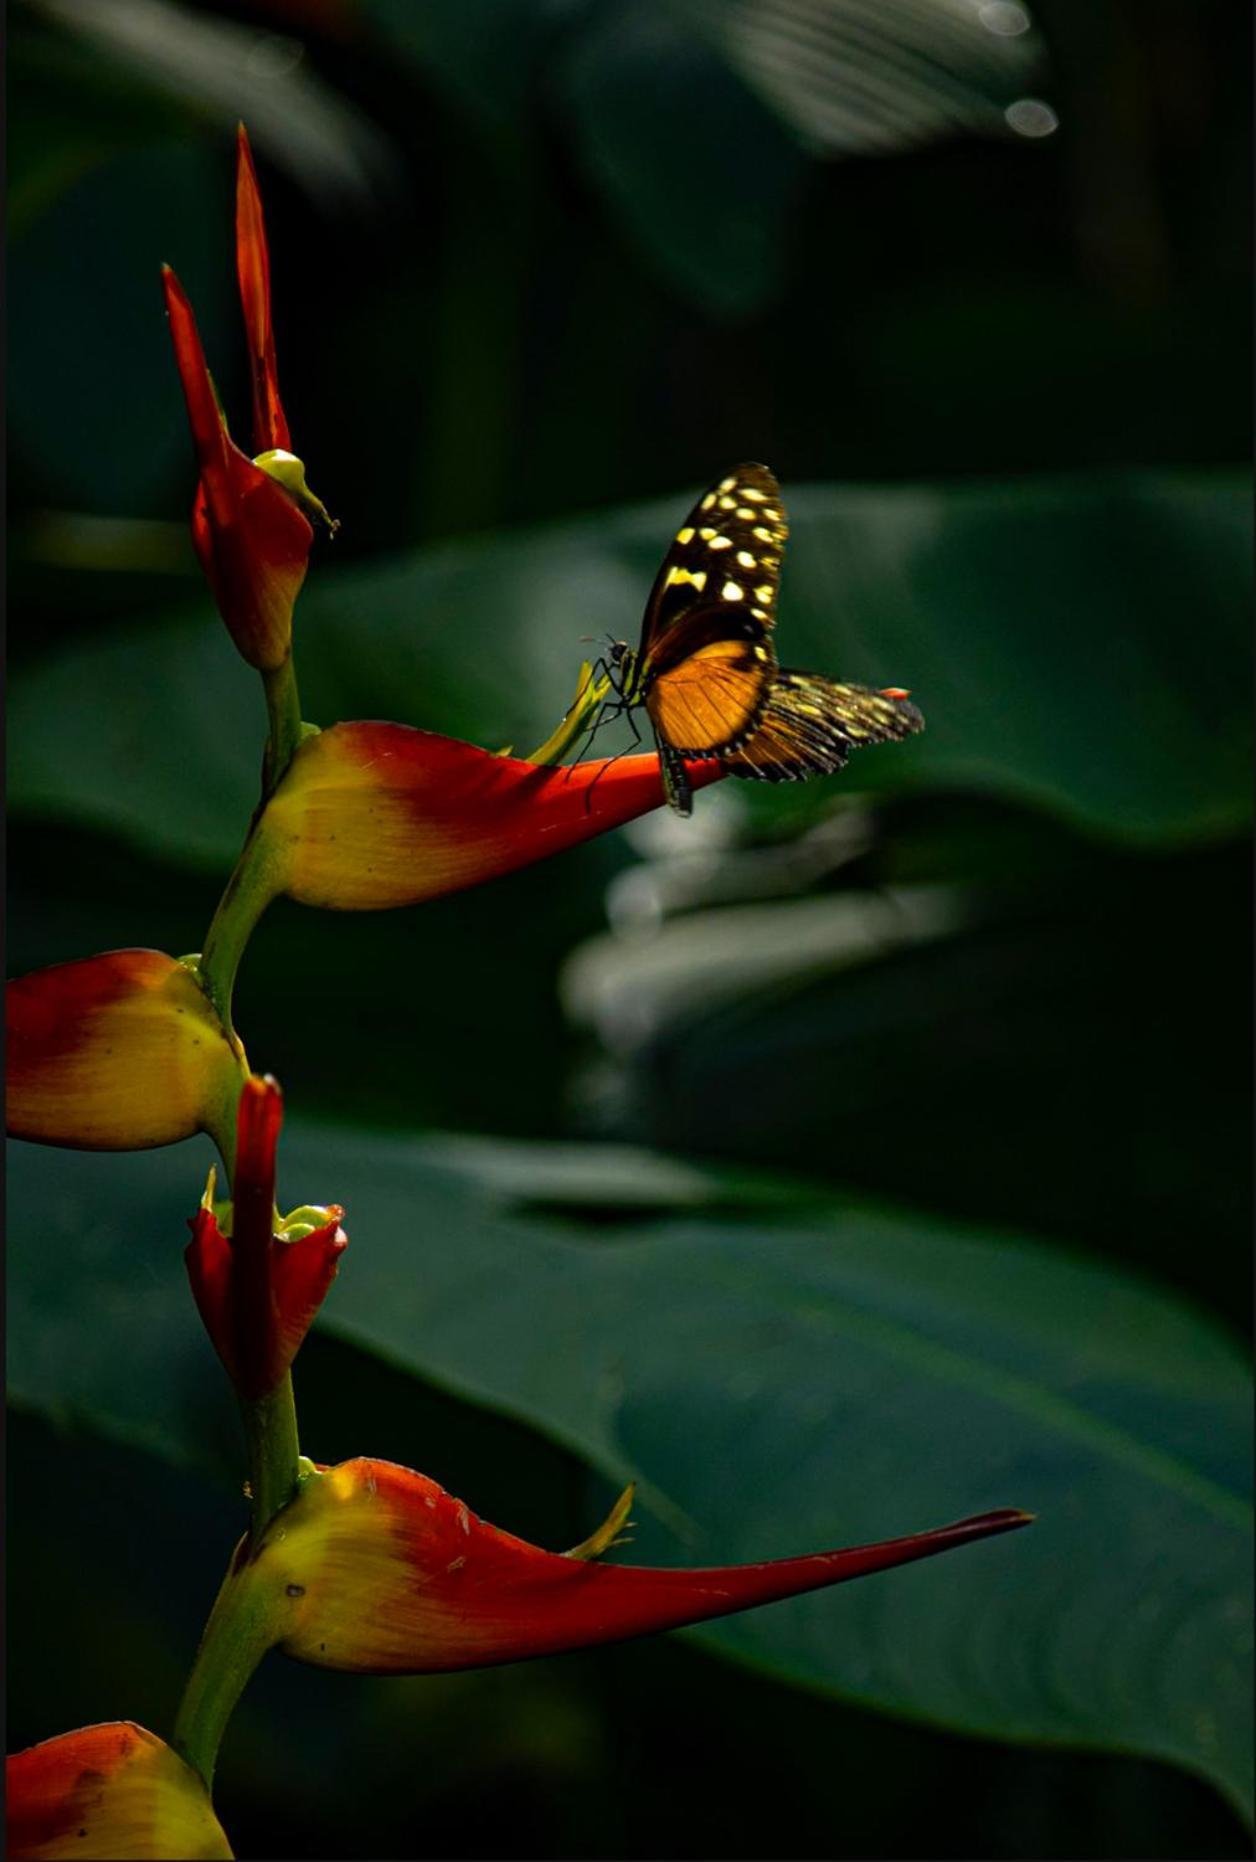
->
[172,1541,283,1789]
[261,653,304,793]
[242,1375,302,1544]
[197,828,279,1034]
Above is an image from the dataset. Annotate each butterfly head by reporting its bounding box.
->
[607,639,639,698]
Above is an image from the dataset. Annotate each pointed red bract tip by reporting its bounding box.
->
[880,687,911,699]
[235,123,289,454]
[161,266,230,513]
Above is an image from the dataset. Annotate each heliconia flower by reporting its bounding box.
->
[241,722,726,913]
[185,1074,346,1399]
[6,950,245,1153]
[5,1723,232,1861]
[247,1458,1030,1673]
[162,126,333,672]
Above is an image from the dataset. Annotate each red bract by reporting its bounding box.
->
[5,1724,231,1861]
[262,1458,1031,1673]
[235,124,289,456]
[185,1076,346,1399]
[252,722,727,911]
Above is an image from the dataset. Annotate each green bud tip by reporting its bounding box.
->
[252,449,340,535]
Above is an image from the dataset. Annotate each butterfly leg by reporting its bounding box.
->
[582,728,641,814]
[563,676,627,783]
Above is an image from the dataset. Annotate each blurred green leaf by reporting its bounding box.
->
[366,0,1048,313]
[9,468,1250,859]
[557,3,807,315]
[8,136,233,515]
[562,837,1252,1321]
[28,0,389,205]
[9,1126,1251,1816]
[686,0,1048,157]
[365,0,565,134]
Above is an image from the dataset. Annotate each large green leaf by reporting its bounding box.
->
[560,838,1252,1320]
[556,2,807,315]
[8,1126,1251,1817]
[9,470,1250,864]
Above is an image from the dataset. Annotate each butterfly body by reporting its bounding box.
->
[603,464,923,815]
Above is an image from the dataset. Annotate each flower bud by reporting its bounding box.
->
[163,125,334,672]
[185,1075,346,1398]
[164,264,312,672]
[252,451,338,534]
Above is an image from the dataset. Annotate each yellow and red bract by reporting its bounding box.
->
[5,1723,232,1861]
[238,1457,1031,1674]
[5,950,244,1152]
[253,722,727,911]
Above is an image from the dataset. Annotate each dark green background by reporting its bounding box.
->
[7,1,1251,1857]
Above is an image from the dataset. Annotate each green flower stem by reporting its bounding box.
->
[172,1378,304,1787]
[242,1375,302,1545]
[205,1071,246,1185]
[197,825,284,1035]
[527,662,611,766]
[261,653,304,793]
[172,1540,284,1789]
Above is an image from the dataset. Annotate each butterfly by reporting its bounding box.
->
[604,463,924,815]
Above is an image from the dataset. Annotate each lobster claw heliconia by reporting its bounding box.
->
[231,1457,1032,1674]
[162,126,333,672]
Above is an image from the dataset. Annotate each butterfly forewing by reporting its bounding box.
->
[724,673,924,782]
[638,462,789,666]
[636,464,788,756]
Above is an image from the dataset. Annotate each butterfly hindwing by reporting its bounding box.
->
[724,672,924,782]
[646,633,775,755]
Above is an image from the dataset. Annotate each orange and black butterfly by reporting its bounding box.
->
[605,463,924,814]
